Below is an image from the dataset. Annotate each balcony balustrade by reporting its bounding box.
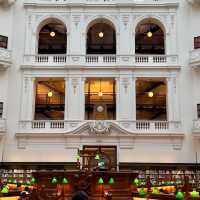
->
[18,120,182,136]
[0,48,12,70]
[189,49,200,68]
[24,0,179,6]
[23,54,179,68]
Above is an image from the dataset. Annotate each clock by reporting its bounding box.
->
[96,105,104,113]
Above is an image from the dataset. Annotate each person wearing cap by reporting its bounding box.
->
[72,191,88,200]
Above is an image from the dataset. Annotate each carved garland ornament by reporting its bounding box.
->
[89,121,110,135]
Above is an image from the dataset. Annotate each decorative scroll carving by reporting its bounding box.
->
[89,121,110,135]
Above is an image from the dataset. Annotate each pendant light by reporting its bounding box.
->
[147,24,153,38]
[50,31,56,37]
[98,22,104,38]
[148,91,154,98]
[48,91,53,97]
[98,32,104,38]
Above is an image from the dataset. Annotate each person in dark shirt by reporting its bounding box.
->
[72,191,88,200]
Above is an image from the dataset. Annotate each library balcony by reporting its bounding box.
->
[24,0,179,6]
[17,120,182,137]
[22,54,179,69]
[0,48,12,70]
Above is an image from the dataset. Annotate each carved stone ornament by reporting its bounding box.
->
[89,121,110,135]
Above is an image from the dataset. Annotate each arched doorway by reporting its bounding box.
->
[87,19,116,54]
[38,19,67,54]
[135,19,165,54]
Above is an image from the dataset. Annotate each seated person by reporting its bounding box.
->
[72,191,88,200]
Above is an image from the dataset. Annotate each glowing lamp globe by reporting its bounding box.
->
[147,31,153,38]
[98,32,104,38]
[50,31,56,37]
[98,91,103,97]
[148,91,154,98]
[48,91,53,97]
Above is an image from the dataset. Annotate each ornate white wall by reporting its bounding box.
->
[0,0,200,164]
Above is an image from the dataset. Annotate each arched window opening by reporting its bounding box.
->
[38,22,67,54]
[87,22,116,54]
[135,22,165,55]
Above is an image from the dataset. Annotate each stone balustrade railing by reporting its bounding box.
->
[18,120,182,135]
[24,0,179,5]
[23,54,179,68]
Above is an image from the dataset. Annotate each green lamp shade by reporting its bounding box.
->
[108,177,114,185]
[176,180,182,185]
[76,154,80,160]
[98,177,104,184]
[51,177,58,184]
[95,154,100,160]
[133,178,139,186]
[139,188,146,197]
[8,178,13,183]
[1,186,9,194]
[190,190,199,198]
[176,191,184,200]
[62,177,69,184]
[30,177,36,184]
[152,187,159,195]
[26,180,31,186]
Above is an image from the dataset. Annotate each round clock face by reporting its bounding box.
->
[96,105,104,113]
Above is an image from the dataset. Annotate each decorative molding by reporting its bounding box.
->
[0,48,12,70]
[89,121,110,135]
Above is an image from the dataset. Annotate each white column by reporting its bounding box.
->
[20,77,36,121]
[116,76,134,120]
[80,78,86,120]
[167,77,176,121]
[64,77,69,120]
[115,77,120,120]
[133,77,137,121]
[67,77,85,120]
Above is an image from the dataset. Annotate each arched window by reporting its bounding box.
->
[135,20,165,55]
[87,19,116,54]
[38,20,67,54]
